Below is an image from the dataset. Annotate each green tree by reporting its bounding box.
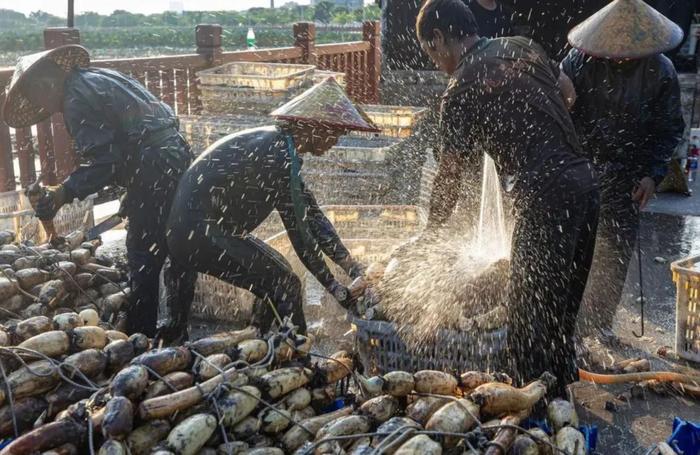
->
[314,1,335,23]
[332,11,355,24]
[76,11,102,27]
[29,10,63,26]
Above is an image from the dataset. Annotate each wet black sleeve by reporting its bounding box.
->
[302,185,352,264]
[646,65,685,183]
[560,48,583,81]
[62,92,123,200]
[277,173,338,290]
[426,93,475,228]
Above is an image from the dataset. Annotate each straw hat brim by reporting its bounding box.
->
[2,45,90,128]
[271,77,380,133]
[568,0,684,59]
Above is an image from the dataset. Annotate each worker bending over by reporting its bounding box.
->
[2,45,196,338]
[415,0,600,395]
[166,79,372,334]
[561,0,685,339]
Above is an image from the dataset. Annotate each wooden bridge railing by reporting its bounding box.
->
[0,21,381,193]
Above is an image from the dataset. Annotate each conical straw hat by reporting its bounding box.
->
[270,77,380,133]
[568,0,684,59]
[3,45,90,128]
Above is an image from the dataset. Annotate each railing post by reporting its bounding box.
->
[196,24,223,67]
[294,22,317,65]
[363,21,382,104]
[44,27,80,182]
[0,93,16,192]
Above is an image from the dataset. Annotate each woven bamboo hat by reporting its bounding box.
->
[270,77,380,133]
[3,45,90,128]
[568,0,684,59]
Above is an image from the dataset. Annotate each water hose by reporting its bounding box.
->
[578,368,700,386]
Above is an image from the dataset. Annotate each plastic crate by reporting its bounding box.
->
[197,62,315,90]
[180,114,270,154]
[355,104,427,139]
[353,318,507,374]
[313,70,346,87]
[198,62,315,116]
[672,255,700,362]
[200,84,313,116]
[0,190,95,243]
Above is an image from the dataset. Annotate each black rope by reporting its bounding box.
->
[633,212,645,338]
[0,357,19,438]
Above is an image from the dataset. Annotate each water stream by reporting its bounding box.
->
[476,153,510,259]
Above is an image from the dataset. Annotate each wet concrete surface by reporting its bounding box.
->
[575,181,700,453]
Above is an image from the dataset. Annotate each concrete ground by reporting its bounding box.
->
[573,178,700,453]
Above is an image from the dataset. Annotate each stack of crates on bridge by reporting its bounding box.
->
[198,62,316,116]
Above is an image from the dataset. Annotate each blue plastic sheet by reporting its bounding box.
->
[523,418,597,454]
[667,417,700,455]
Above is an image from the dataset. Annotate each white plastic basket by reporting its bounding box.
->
[0,190,95,243]
[355,104,427,139]
[672,255,700,362]
[197,62,315,90]
[198,62,315,116]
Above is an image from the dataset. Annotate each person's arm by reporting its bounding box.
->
[277,172,342,294]
[302,184,365,279]
[558,49,581,111]
[646,67,685,184]
[633,64,685,208]
[426,149,469,229]
[425,94,474,230]
[558,71,577,111]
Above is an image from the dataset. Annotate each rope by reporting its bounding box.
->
[0,267,38,302]
[0,347,102,392]
[633,211,645,338]
[87,414,95,455]
[140,365,180,394]
[22,245,103,308]
[0,358,19,438]
[188,346,314,438]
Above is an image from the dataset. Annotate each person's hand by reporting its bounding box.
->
[338,256,366,280]
[348,276,368,300]
[32,185,68,221]
[328,280,351,307]
[632,177,655,209]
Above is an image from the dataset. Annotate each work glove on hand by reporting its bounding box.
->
[32,185,69,221]
[328,280,353,309]
[338,256,366,280]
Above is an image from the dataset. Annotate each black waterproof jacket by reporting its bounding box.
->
[61,67,188,200]
[561,49,685,182]
[169,126,354,290]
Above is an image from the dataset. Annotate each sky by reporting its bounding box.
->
[0,0,351,17]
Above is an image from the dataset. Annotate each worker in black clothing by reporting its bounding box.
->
[462,0,513,38]
[2,45,197,338]
[561,0,686,339]
[416,0,599,395]
[166,78,376,334]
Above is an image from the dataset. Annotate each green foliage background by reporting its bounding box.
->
[0,3,380,54]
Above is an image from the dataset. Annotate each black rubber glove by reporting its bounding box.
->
[33,185,69,221]
[327,280,352,308]
[338,256,366,280]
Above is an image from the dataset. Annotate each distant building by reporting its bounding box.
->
[311,0,363,10]
[168,0,184,14]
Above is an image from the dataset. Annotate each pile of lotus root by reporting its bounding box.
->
[0,229,590,455]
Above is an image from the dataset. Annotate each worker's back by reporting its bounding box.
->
[170,125,289,234]
[442,36,591,198]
